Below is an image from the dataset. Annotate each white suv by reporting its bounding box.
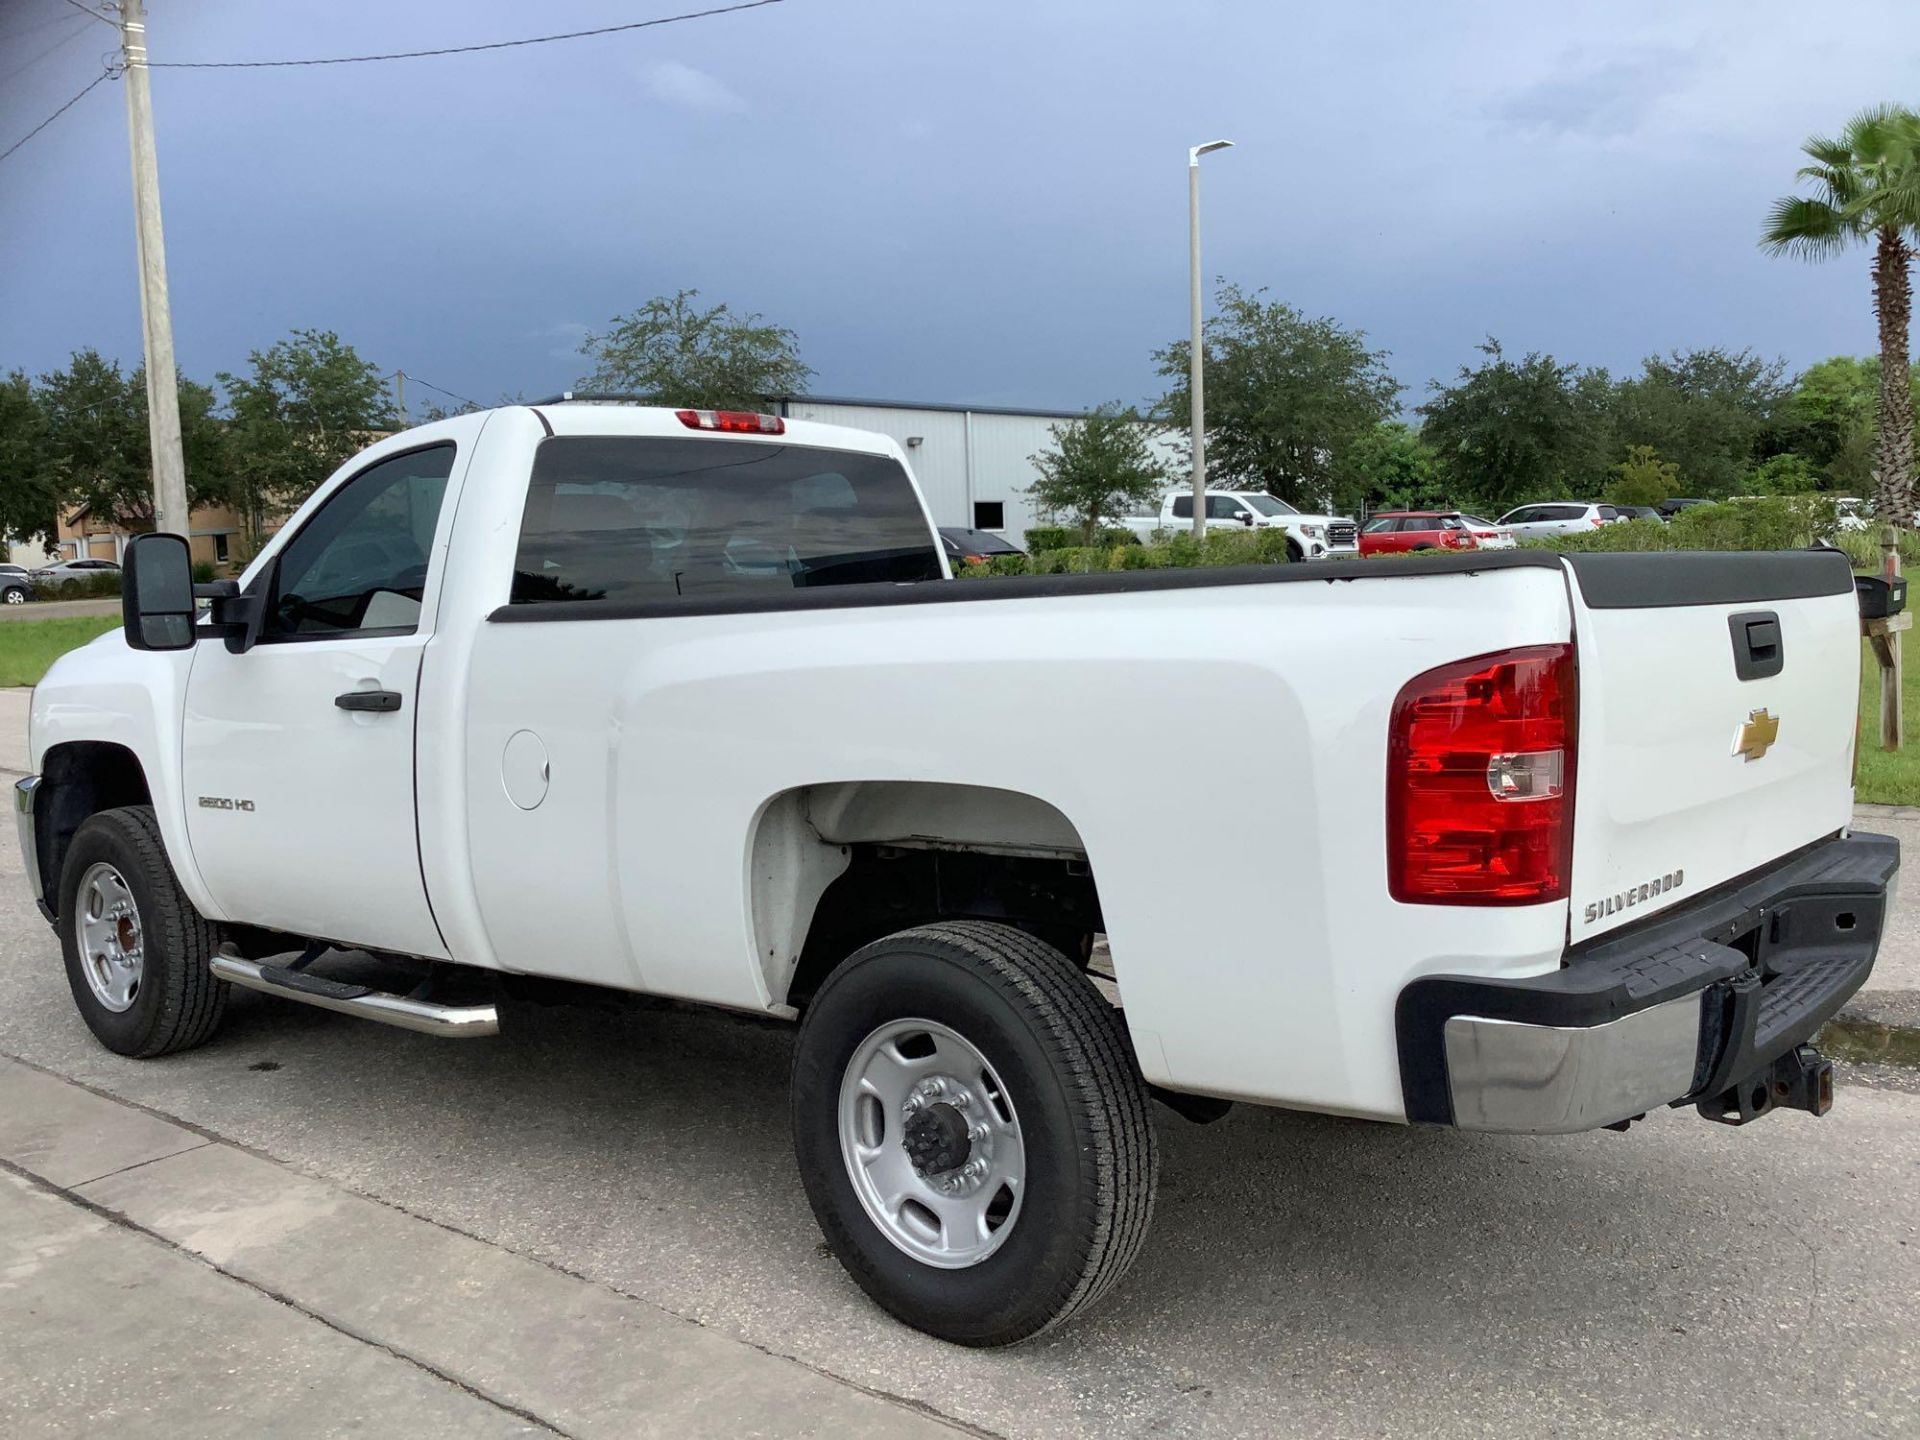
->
[1495,502,1617,541]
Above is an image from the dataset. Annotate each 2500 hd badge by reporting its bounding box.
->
[1584,869,1685,925]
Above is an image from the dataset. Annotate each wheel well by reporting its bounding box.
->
[37,742,152,918]
[784,845,1103,1010]
[749,781,1102,1010]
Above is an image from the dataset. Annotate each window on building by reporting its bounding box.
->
[213,534,230,565]
[511,437,944,607]
[973,501,1005,530]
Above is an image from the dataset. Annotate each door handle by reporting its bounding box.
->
[335,689,403,713]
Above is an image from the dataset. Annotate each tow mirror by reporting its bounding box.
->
[122,534,197,652]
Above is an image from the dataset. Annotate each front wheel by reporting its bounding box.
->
[2,586,25,604]
[58,806,226,1057]
[792,921,1157,1345]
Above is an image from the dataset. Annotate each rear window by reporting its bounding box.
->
[510,437,942,606]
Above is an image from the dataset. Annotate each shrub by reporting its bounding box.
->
[192,561,216,585]
[1527,496,1842,554]
[37,572,124,599]
[1024,525,1139,552]
[958,528,1294,579]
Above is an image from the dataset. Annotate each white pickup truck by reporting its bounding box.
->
[19,402,1897,1346]
[1121,488,1360,559]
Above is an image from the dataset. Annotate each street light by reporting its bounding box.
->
[1187,139,1233,540]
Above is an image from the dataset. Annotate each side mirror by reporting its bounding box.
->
[1239,511,1255,527]
[122,534,197,652]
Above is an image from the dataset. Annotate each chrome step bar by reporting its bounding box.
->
[210,950,499,1039]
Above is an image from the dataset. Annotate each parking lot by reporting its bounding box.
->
[3,714,1919,1438]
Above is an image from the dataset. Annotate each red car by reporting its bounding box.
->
[1358,510,1499,555]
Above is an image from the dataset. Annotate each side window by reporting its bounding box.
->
[1545,505,1582,521]
[1361,518,1394,534]
[1438,516,1463,530]
[264,445,455,640]
[1206,495,1245,519]
[1170,494,1193,519]
[1503,508,1535,524]
[510,437,943,607]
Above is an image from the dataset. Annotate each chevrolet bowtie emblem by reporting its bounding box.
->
[1733,708,1780,762]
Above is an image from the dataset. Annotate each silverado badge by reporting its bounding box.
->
[1733,708,1779,763]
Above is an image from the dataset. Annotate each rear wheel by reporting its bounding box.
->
[2,586,26,604]
[59,806,226,1057]
[792,921,1157,1345]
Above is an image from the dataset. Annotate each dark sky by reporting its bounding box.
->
[2,0,1917,416]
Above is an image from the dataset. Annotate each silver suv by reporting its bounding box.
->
[1495,502,1617,541]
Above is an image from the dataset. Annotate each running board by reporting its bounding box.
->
[210,951,499,1039]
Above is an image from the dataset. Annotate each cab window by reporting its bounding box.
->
[510,437,942,606]
[263,445,455,640]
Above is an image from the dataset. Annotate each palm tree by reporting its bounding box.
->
[1763,105,1920,523]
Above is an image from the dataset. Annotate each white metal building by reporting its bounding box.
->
[774,395,1096,541]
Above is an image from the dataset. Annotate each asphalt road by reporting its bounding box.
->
[3,819,1919,1438]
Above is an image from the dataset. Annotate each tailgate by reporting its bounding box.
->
[1565,551,1859,940]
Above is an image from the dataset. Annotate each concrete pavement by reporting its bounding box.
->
[0,1059,959,1438]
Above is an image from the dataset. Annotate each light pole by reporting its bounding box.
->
[1187,139,1233,540]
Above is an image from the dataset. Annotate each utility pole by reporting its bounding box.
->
[394,369,407,425]
[118,0,189,539]
[1186,139,1233,541]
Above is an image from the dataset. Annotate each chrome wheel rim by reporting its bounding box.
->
[837,1018,1025,1269]
[75,862,143,1013]
[3,590,23,604]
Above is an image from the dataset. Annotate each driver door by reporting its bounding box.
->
[181,443,457,958]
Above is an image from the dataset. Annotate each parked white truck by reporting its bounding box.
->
[1121,488,1360,558]
[19,401,1897,1345]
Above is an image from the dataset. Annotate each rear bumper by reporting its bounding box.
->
[1396,831,1899,1133]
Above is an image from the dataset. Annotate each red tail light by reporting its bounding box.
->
[1387,644,1576,904]
[1590,516,1604,527]
[675,409,785,435]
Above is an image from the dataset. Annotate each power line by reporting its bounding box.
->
[52,0,116,28]
[397,371,483,411]
[0,68,112,168]
[147,0,782,69]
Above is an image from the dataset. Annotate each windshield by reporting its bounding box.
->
[1245,494,1298,516]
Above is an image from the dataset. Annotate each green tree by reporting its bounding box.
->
[579,289,812,409]
[1338,421,1447,512]
[1763,104,1920,521]
[1610,348,1791,497]
[1606,445,1679,507]
[1417,340,1613,510]
[1153,283,1400,509]
[219,330,398,536]
[1778,355,1920,491]
[1747,452,1822,494]
[0,370,59,550]
[1026,403,1169,543]
[35,350,232,530]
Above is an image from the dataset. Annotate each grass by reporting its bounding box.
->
[1856,571,1920,806]
[0,582,1915,807]
[0,615,121,688]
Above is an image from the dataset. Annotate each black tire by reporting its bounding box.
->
[1284,538,1303,563]
[792,921,1157,1346]
[58,805,226,1057]
[2,586,26,605]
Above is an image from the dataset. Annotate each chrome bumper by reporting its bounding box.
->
[14,774,43,914]
[1397,831,1897,1134]
[1443,994,1703,1134]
